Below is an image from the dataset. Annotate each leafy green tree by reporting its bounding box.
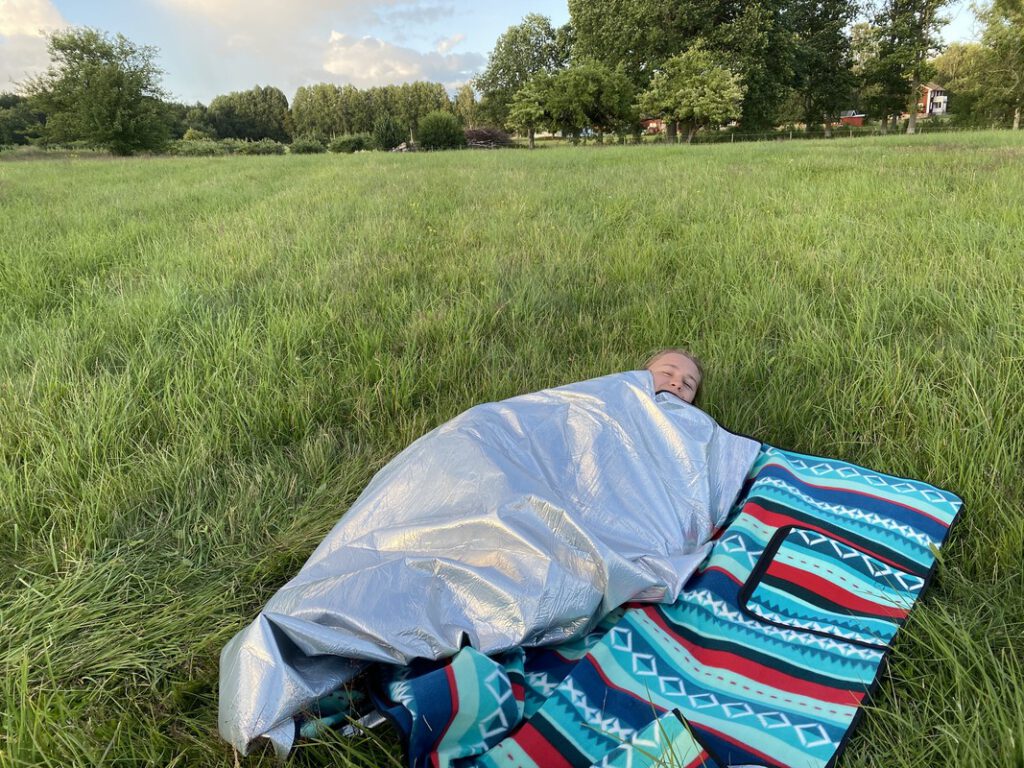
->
[856,19,909,129]
[568,0,716,88]
[868,0,949,134]
[365,85,406,138]
[543,62,636,142]
[372,113,405,150]
[24,28,169,155]
[398,81,450,140]
[507,75,551,148]
[978,1,1024,128]
[474,14,567,128]
[788,0,859,134]
[932,42,989,124]
[291,84,342,140]
[0,93,44,145]
[638,44,746,142]
[454,84,480,127]
[208,85,289,142]
[338,84,370,134]
[162,101,211,139]
[569,0,794,131]
[710,1,795,131]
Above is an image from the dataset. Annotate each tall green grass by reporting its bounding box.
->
[1,132,1022,767]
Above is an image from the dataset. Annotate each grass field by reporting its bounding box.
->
[1,132,1022,767]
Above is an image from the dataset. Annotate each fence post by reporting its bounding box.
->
[731,132,734,143]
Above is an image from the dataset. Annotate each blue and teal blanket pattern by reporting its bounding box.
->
[299,445,962,768]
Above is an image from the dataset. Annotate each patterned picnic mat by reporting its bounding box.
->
[300,445,962,768]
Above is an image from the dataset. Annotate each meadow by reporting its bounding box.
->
[1,131,1022,767]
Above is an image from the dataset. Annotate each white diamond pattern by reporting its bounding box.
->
[762,446,961,515]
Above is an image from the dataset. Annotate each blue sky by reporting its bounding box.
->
[1,0,980,103]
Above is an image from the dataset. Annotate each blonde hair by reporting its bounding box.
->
[643,347,705,380]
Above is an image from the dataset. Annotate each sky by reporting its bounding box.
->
[1,0,981,103]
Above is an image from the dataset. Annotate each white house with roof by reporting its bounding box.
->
[920,83,948,115]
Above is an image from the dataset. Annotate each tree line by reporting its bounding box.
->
[0,29,480,154]
[1,2,1021,155]
[475,0,1023,144]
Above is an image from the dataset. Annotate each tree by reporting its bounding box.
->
[0,93,44,145]
[508,75,551,148]
[931,42,989,124]
[869,0,949,134]
[710,1,795,130]
[338,84,371,134]
[162,100,211,139]
[24,28,168,155]
[208,85,290,142]
[397,81,450,141]
[372,113,404,150]
[638,44,746,142]
[568,0,717,88]
[474,14,567,130]
[788,0,859,134]
[454,84,480,127]
[569,0,794,131]
[542,62,636,142]
[291,84,342,140]
[978,1,1024,128]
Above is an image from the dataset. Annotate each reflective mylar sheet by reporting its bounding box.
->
[218,371,760,757]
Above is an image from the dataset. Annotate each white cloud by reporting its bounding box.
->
[155,0,450,44]
[434,33,463,55]
[0,0,63,37]
[0,0,65,90]
[322,31,482,89]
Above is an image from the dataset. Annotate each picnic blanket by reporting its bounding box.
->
[219,372,761,757]
[299,444,961,768]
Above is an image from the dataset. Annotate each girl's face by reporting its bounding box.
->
[647,352,701,403]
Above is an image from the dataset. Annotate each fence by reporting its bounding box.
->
[687,122,1010,145]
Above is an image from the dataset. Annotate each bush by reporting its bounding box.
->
[372,114,405,151]
[235,138,286,155]
[218,138,246,154]
[183,127,212,141]
[290,136,326,154]
[329,133,372,154]
[417,111,467,150]
[169,139,228,156]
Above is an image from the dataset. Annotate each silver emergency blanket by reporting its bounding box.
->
[219,371,760,757]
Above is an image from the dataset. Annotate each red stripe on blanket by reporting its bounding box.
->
[765,561,909,618]
[429,664,461,761]
[744,504,910,571]
[644,608,865,707]
[515,722,575,768]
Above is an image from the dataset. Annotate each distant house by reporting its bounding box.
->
[641,118,665,134]
[919,83,948,115]
[839,110,866,127]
